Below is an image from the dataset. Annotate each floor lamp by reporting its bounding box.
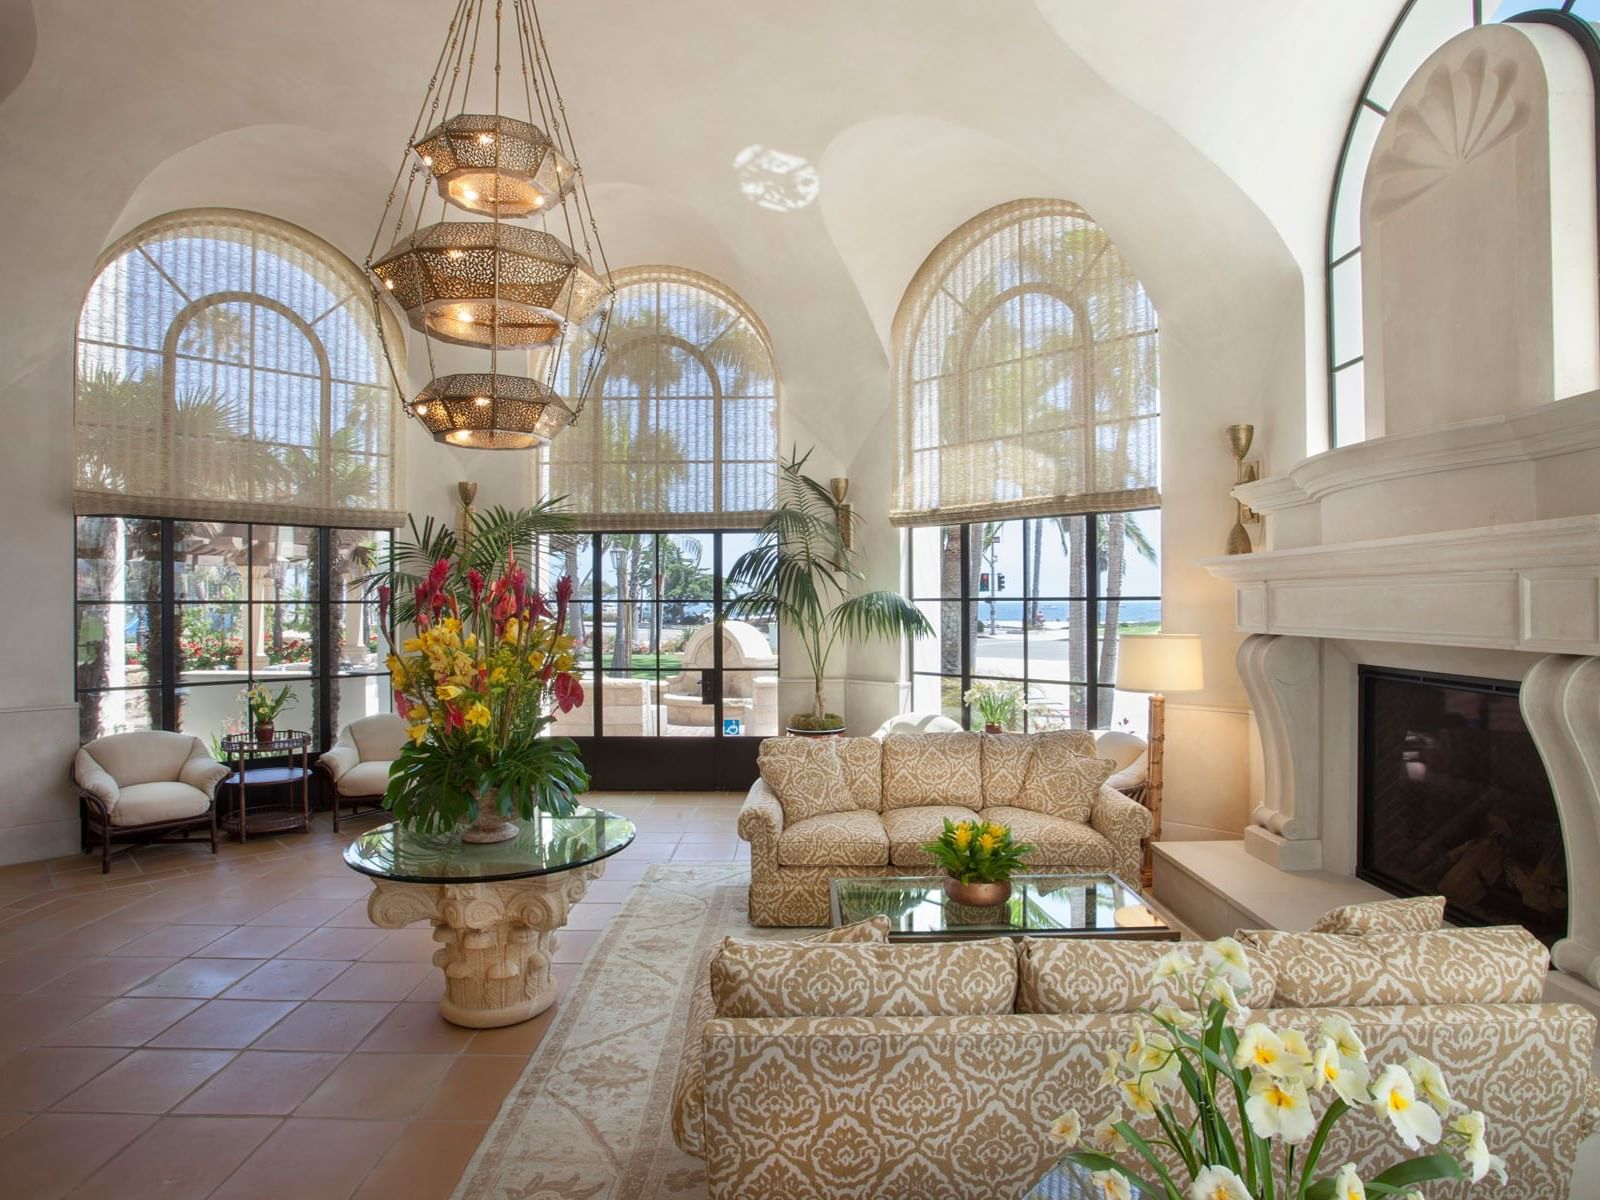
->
[1114,633,1205,889]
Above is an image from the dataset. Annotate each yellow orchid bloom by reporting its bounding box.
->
[488,667,508,684]
[408,722,429,745]
[464,702,492,728]
[402,636,425,653]
[436,684,463,701]
[502,617,521,642]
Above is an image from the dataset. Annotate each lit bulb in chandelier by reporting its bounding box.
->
[476,132,495,145]
[461,187,479,203]
[415,403,430,416]
[383,278,395,290]
[456,307,473,323]
[446,248,464,259]
[473,395,491,407]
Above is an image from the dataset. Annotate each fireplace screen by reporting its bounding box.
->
[1358,667,1567,945]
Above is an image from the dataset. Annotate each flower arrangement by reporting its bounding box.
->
[965,680,1027,731]
[922,818,1033,905]
[380,549,589,841]
[1047,937,1503,1200]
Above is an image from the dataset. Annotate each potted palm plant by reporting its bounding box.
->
[728,449,933,735]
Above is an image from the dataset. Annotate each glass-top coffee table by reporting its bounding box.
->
[344,807,634,1027]
[830,872,1176,941]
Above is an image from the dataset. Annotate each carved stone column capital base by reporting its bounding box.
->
[1244,825,1324,871]
[365,863,604,1028]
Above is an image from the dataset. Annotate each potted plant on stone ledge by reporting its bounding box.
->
[728,448,933,735]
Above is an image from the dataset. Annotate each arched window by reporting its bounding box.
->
[892,198,1158,526]
[544,266,778,529]
[894,199,1161,733]
[75,208,401,525]
[1323,1,1598,447]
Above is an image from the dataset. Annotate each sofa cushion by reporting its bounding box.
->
[1014,740,1115,822]
[1308,895,1446,935]
[977,807,1114,869]
[348,713,409,762]
[710,938,1017,1017]
[81,731,205,787]
[758,738,856,823]
[334,760,392,798]
[981,731,1096,807]
[834,737,883,812]
[111,781,212,827]
[1017,937,1276,1014]
[881,732,982,810]
[1243,926,1549,1008]
[778,811,890,867]
[675,916,892,1156]
[881,805,983,868]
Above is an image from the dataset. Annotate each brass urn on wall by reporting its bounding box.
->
[1225,423,1260,555]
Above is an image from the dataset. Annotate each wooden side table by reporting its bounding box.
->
[219,730,312,842]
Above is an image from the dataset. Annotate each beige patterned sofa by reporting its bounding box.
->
[672,914,1600,1199]
[738,730,1152,926]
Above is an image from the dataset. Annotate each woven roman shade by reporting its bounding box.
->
[75,209,404,527]
[542,266,778,530]
[891,199,1159,527]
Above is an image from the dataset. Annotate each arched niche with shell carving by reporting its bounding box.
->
[1360,23,1598,440]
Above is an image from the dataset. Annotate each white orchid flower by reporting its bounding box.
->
[1333,1163,1366,1200]
[1371,1063,1443,1150]
[1245,1072,1317,1142]
[1119,1073,1159,1117]
[1100,1047,1124,1087]
[1313,1036,1372,1106]
[1318,1015,1367,1064]
[1149,1001,1199,1031]
[1048,1108,1082,1147]
[1449,1110,1509,1184]
[1189,1164,1252,1200]
[1404,1054,1457,1117]
[1233,1023,1303,1079]
[1153,947,1194,982]
[1091,1113,1128,1153]
[1093,1169,1134,1200]
[1203,936,1253,991]
[1205,974,1245,1020]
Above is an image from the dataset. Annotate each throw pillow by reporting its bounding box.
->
[1013,738,1116,822]
[1016,938,1276,1014]
[1308,895,1446,935]
[833,737,884,812]
[1241,926,1548,1008]
[710,937,1017,1017]
[881,732,983,810]
[758,737,855,823]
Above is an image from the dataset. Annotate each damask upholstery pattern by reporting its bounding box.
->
[1244,926,1549,1008]
[1016,937,1275,1014]
[834,738,883,811]
[709,938,1018,1018]
[778,811,890,867]
[671,916,891,1158]
[976,807,1114,871]
[690,1003,1598,1199]
[1088,784,1153,885]
[1012,739,1115,822]
[880,732,983,809]
[1309,894,1447,934]
[880,805,984,867]
[756,737,856,823]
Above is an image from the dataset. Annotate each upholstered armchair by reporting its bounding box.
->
[316,712,406,829]
[72,731,229,873]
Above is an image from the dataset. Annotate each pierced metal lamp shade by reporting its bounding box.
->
[413,114,577,218]
[411,372,575,450]
[370,221,608,349]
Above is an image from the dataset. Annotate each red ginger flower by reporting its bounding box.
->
[466,568,485,604]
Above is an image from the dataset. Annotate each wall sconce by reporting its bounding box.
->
[829,477,853,566]
[1225,425,1261,555]
[457,480,478,549]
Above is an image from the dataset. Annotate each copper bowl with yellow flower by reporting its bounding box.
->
[943,877,1012,907]
[920,818,1034,910]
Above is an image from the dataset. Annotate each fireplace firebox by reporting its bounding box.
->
[1358,667,1567,945]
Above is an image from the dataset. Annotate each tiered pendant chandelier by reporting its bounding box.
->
[367,0,613,451]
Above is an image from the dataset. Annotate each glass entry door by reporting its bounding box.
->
[539,530,778,789]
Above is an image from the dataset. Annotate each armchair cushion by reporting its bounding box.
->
[333,760,392,799]
[178,746,228,797]
[1016,740,1115,822]
[317,740,361,783]
[977,806,1114,868]
[1309,895,1446,935]
[881,805,983,868]
[757,737,855,823]
[78,730,208,787]
[72,747,121,811]
[881,732,982,810]
[348,713,408,762]
[777,811,889,867]
[111,782,212,827]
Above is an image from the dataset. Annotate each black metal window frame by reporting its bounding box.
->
[904,511,1160,732]
[535,528,778,740]
[1323,2,1600,448]
[73,514,392,754]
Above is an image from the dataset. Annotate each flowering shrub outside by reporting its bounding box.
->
[181,630,243,670]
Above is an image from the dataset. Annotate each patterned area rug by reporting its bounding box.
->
[453,863,765,1200]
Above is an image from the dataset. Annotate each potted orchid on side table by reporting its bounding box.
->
[245,684,296,744]
[1043,937,1505,1200]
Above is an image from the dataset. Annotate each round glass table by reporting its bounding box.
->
[343,807,635,1028]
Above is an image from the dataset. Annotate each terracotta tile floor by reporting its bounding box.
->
[0,791,746,1200]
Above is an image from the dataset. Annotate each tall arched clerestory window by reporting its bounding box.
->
[893,199,1162,732]
[72,209,402,749]
[540,266,782,751]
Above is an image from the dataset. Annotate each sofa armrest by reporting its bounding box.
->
[179,745,229,797]
[736,778,784,868]
[72,748,120,812]
[317,736,361,783]
[1090,782,1152,884]
[1582,1071,1600,1140]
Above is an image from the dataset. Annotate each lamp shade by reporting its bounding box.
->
[1116,633,1204,694]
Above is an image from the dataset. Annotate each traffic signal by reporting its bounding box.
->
[979,571,990,591]
[998,573,1007,591]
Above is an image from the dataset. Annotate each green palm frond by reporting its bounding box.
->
[832,591,935,642]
